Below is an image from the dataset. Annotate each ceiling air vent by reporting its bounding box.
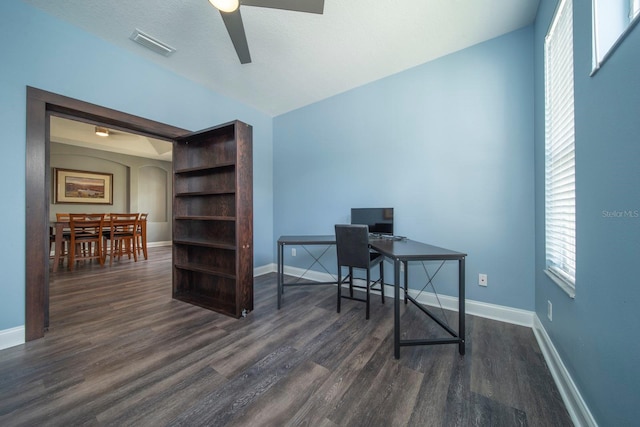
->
[129,29,176,57]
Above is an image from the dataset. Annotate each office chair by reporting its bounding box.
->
[335,224,385,320]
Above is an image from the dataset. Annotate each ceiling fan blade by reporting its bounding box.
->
[241,0,324,14]
[220,9,252,64]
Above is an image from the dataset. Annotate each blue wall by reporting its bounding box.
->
[0,1,273,331]
[5,1,636,422]
[534,1,640,425]
[274,27,535,310]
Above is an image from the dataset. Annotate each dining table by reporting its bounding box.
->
[50,214,147,272]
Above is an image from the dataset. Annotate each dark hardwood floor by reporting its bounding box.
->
[0,247,572,426]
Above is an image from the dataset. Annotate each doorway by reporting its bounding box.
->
[25,87,188,341]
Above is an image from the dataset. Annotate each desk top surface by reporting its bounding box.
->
[278,235,465,260]
[369,238,466,260]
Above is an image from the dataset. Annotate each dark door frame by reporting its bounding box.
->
[25,86,188,341]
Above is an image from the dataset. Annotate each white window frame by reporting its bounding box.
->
[633,0,640,20]
[592,0,640,74]
[545,0,576,298]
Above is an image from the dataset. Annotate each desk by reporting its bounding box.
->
[277,235,467,359]
[277,235,337,309]
[369,238,466,359]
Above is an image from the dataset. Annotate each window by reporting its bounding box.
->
[545,0,576,297]
[592,0,640,73]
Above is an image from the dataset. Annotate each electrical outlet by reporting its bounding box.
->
[291,248,296,257]
[478,273,487,287]
[548,300,553,321]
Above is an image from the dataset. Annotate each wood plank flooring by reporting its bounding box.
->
[0,247,572,426]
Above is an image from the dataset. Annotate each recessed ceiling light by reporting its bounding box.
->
[95,126,109,137]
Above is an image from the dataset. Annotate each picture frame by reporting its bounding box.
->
[54,168,113,204]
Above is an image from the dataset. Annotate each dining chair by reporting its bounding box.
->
[51,213,72,267]
[134,213,148,260]
[103,213,139,266]
[49,226,62,267]
[68,213,105,271]
[55,213,71,223]
[335,224,385,320]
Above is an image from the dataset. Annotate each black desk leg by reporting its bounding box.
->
[403,260,408,304]
[277,242,283,309]
[394,258,401,359]
[458,257,465,355]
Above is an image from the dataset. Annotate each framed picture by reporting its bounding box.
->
[54,168,113,204]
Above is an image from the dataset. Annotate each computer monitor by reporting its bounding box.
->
[351,208,394,235]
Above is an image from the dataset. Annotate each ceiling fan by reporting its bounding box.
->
[208,0,325,64]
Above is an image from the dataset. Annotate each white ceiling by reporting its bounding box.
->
[23,0,540,117]
[50,116,173,161]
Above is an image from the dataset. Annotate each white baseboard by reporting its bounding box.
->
[281,265,337,283]
[148,241,172,248]
[268,265,534,327]
[396,284,534,327]
[254,263,277,277]
[533,316,597,427]
[0,325,25,350]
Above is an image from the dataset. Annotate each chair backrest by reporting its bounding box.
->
[56,213,72,231]
[69,213,105,239]
[136,213,148,231]
[335,224,371,269]
[108,213,139,237]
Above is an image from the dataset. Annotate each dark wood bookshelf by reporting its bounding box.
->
[172,120,253,318]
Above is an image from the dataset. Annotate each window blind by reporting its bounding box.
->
[545,0,576,288]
